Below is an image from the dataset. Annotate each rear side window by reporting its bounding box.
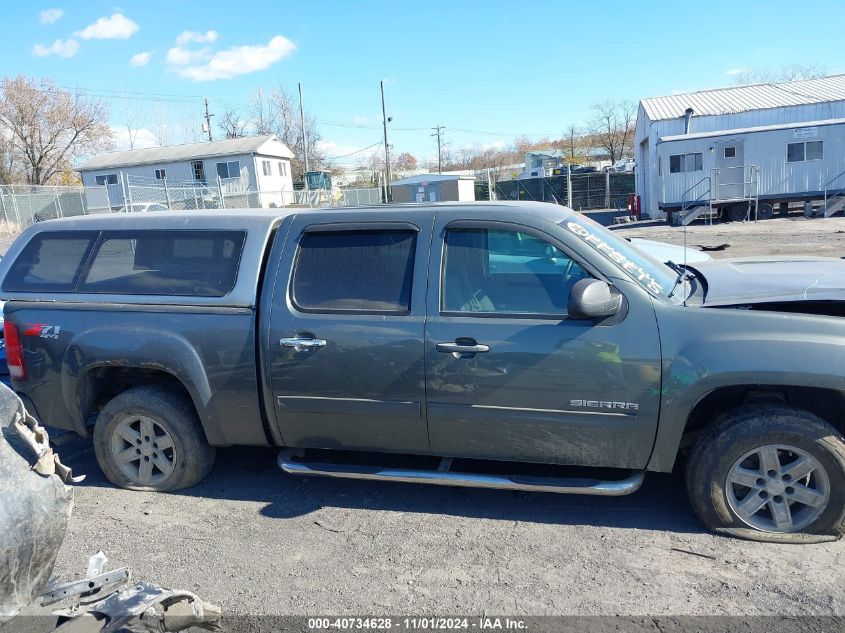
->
[79,230,245,296]
[3,232,98,292]
[292,229,416,313]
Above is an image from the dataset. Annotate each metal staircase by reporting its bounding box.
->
[823,170,845,218]
[677,176,713,226]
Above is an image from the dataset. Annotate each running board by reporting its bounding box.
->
[277,451,645,496]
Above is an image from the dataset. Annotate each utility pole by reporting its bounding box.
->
[381,80,392,195]
[431,125,445,174]
[203,98,214,141]
[298,83,309,189]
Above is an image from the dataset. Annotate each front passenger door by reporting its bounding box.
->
[425,215,662,469]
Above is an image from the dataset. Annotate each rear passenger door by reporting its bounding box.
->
[267,212,432,454]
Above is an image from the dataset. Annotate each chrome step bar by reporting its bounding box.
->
[278,451,645,496]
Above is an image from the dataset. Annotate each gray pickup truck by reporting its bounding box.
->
[1,202,844,543]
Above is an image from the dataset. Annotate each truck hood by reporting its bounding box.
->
[688,257,845,306]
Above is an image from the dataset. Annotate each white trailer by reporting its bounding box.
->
[655,118,845,225]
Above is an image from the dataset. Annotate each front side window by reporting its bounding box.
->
[441,227,590,316]
[292,229,417,313]
[155,168,166,180]
[262,160,271,176]
[216,160,240,179]
[3,232,98,292]
[278,161,286,176]
[79,230,245,297]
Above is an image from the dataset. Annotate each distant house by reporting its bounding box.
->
[76,134,295,208]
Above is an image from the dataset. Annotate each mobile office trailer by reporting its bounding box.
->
[656,118,845,225]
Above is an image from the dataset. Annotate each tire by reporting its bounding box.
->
[726,203,749,222]
[756,203,774,220]
[686,405,845,543]
[93,386,215,491]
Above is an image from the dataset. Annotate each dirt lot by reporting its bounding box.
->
[614,215,845,259]
[17,217,845,620]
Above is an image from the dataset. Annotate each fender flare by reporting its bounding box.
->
[60,325,218,442]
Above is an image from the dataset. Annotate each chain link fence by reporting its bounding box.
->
[491,172,635,211]
[124,175,381,211]
[0,185,110,235]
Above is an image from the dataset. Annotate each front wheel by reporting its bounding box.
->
[686,406,845,543]
[93,386,215,491]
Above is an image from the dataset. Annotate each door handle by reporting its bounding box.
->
[436,342,490,354]
[280,337,327,352]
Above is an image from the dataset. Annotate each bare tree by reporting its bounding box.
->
[589,100,636,163]
[153,106,169,146]
[733,63,826,85]
[123,98,141,150]
[218,108,247,139]
[393,152,418,173]
[0,75,113,184]
[249,85,325,180]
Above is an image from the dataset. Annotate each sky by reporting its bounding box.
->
[1,0,842,167]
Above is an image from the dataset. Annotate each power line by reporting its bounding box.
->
[325,141,382,160]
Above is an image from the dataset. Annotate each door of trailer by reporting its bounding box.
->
[714,139,745,200]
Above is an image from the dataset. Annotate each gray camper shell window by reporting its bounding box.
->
[3,230,245,297]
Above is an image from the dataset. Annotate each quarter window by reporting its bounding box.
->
[292,229,417,313]
[79,230,245,297]
[216,160,240,179]
[441,227,590,316]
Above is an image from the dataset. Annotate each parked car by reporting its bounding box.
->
[1,203,844,542]
[117,202,170,213]
[604,158,636,173]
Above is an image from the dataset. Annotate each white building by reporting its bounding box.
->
[635,74,845,221]
[77,135,294,209]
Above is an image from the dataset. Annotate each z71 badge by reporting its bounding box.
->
[23,324,61,340]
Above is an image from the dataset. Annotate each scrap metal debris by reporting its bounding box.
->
[0,384,222,632]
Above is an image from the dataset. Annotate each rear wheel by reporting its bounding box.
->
[686,405,845,543]
[93,386,215,491]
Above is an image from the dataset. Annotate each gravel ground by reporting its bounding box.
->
[16,216,845,621]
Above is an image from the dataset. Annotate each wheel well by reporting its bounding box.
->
[681,385,845,448]
[79,366,194,423]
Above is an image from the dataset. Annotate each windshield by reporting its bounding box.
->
[558,214,684,302]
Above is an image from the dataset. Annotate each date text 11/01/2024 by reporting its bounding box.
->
[307,617,528,630]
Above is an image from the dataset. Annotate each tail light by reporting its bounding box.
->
[4,321,26,380]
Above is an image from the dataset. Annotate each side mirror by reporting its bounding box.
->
[568,279,622,319]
